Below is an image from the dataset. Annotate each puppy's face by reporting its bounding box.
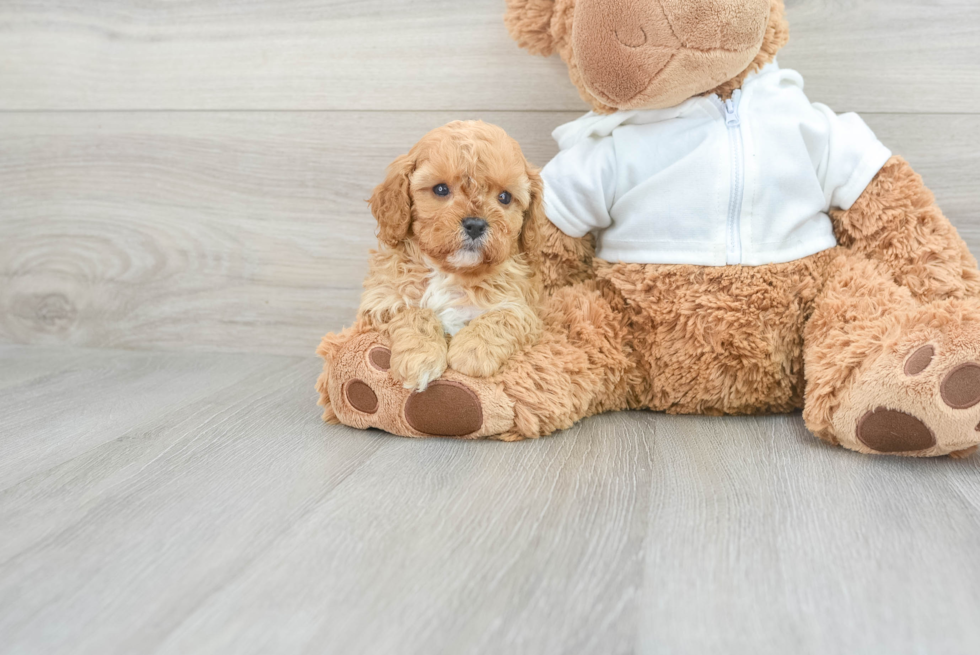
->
[370,121,543,278]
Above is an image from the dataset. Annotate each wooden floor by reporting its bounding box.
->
[3,0,980,652]
[2,345,980,654]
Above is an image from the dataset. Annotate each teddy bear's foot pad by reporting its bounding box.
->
[856,408,936,453]
[403,381,484,436]
[832,326,980,457]
[328,333,514,439]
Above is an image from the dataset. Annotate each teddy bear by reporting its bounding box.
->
[317,0,980,458]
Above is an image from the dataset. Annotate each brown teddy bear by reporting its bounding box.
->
[318,0,980,458]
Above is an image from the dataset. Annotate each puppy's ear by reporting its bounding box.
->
[519,166,547,271]
[369,153,415,247]
[504,0,558,56]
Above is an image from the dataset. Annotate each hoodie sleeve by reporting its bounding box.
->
[541,136,618,238]
[811,103,892,211]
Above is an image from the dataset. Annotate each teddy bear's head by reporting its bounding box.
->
[505,0,789,113]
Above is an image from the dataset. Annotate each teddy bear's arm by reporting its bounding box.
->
[830,155,980,304]
[537,216,597,294]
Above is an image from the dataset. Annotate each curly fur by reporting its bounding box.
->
[597,249,838,416]
[342,121,544,392]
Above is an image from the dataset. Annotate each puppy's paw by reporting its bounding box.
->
[390,341,448,392]
[448,333,507,378]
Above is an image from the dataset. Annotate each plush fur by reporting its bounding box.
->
[506,0,787,112]
[319,0,980,458]
[325,121,544,399]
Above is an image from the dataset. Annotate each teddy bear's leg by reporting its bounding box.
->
[802,251,980,457]
[317,281,638,440]
[494,280,639,440]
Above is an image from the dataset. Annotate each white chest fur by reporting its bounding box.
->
[419,269,487,336]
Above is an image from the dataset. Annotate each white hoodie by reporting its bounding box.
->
[541,62,892,267]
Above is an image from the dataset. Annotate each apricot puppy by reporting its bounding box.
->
[358,120,545,391]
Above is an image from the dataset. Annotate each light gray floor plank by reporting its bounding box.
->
[0,347,299,490]
[1,0,977,113]
[154,412,655,655]
[0,345,94,391]
[639,414,980,654]
[0,348,384,654]
[1,346,979,654]
[779,0,980,114]
[3,112,979,356]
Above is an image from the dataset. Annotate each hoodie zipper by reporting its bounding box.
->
[722,89,744,265]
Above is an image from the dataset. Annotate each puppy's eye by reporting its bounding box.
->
[433,183,450,197]
[498,191,512,205]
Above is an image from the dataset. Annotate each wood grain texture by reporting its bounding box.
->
[0,346,298,491]
[3,2,980,652]
[2,112,979,356]
[0,111,573,355]
[639,415,980,654]
[1,0,978,113]
[0,345,978,654]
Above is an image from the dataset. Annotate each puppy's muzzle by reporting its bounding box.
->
[450,217,488,268]
[461,217,488,243]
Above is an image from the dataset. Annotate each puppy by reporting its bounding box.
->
[358,120,545,391]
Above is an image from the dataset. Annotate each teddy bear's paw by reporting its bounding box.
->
[831,328,980,458]
[324,332,515,439]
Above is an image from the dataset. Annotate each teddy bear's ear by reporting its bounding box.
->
[504,0,558,56]
[368,153,415,248]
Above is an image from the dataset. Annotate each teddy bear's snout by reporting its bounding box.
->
[572,0,773,110]
[659,0,771,52]
[572,0,678,105]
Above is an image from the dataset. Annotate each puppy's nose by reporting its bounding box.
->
[461,217,488,240]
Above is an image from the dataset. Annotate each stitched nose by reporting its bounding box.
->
[461,217,488,240]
